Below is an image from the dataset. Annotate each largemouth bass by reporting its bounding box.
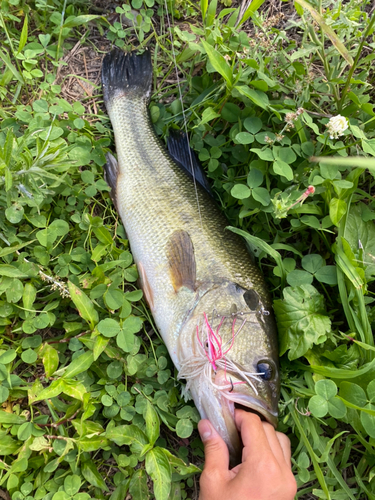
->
[101,49,280,464]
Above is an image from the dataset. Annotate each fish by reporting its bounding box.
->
[101,48,280,465]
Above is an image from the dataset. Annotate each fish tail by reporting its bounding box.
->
[101,48,152,109]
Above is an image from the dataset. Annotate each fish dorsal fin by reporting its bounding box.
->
[104,152,119,211]
[166,230,196,292]
[167,130,213,197]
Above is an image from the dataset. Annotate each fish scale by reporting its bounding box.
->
[104,75,258,274]
[107,94,267,342]
[102,48,279,464]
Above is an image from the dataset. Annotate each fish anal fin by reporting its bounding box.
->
[138,262,154,310]
[166,230,196,293]
[104,152,119,211]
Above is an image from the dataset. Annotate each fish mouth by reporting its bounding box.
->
[214,369,278,428]
[222,391,278,428]
[234,403,270,421]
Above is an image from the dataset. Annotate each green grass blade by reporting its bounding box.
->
[354,467,375,500]
[63,14,101,28]
[18,15,28,53]
[0,48,24,84]
[201,0,208,23]
[238,0,266,25]
[287,402,331,499]
[227,226,286,286]
[355,288,374,347]
[312,156,375,170]
[301,357,375,378]
[295,0,354,65]
[345,336,375,353]
[338,397,375,416]
[205,0,217,27]
[306,413,356,499]
[0,240,35,258]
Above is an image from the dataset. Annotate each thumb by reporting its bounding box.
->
[198,419,230,473]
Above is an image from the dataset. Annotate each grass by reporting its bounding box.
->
[1,0,375,499]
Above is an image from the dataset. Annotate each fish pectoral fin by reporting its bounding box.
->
[104,152,119,211]
[138,262,154,310]
[166,230,196,293]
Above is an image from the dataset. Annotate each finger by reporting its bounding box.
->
[234,410,272,461]
[261,422,286,465]
[198,419,230,473]
[276,431,292,467]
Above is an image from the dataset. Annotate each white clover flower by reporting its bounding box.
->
[275,133,284,142]
[326,115,349,140]
[285,112,297,124]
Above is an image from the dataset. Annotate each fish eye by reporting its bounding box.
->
[257,361,274,381]
[243,289,259,310]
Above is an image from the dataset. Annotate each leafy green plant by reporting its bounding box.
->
[107,3,154,47]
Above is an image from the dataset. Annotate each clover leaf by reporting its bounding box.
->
[309,380,346,419]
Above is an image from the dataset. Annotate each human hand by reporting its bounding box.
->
[198,410,297,500]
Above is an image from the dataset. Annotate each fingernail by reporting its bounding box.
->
[198,420,213,441]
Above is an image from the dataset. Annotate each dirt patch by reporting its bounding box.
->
[55,29,111,113]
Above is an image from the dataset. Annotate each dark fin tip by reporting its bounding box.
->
[101,48,152,108]
[167,129,213,197]
[166,230,196,293]
[104,152,119,211]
